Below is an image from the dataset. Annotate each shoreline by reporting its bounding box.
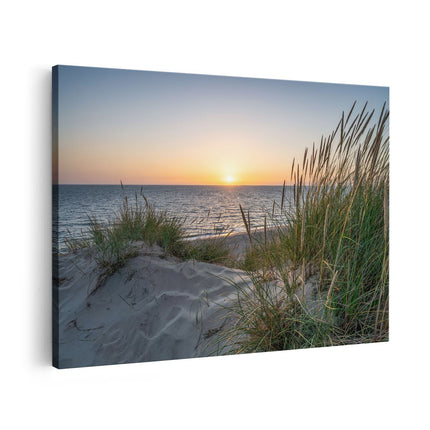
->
[186,227,279,260]
[186,230,251,260]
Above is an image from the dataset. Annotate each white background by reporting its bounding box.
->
[1,1,429,428]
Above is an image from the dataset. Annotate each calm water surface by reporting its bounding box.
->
[53,185,294,251]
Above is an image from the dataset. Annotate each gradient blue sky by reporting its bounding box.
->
[55,66,389,185]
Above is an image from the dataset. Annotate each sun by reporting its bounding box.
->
[225,175,234,184]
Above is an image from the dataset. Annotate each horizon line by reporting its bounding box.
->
[54,183,291,187]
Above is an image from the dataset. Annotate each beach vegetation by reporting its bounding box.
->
[65,185,234,274]
[176,231,233,265]
[221,102,389,353]
[65,185,185,275]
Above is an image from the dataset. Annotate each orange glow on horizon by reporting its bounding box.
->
[58,134,295,185]
[55,67,389,186]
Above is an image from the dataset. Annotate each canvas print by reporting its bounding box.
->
[52,66,389,369]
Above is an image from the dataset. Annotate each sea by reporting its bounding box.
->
[53,185,293,252]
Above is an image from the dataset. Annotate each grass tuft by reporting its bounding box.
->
[221,102,389,353]
[66,186,185,276]
[175,228,233,265]
[65,186,235,275]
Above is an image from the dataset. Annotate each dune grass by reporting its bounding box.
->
[65,185,233,274]
[65,186,185,275]
[176,232,233,265]
[221,102,389,353]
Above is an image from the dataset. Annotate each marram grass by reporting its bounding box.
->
[65,185,233,276]
[221,102,389,353]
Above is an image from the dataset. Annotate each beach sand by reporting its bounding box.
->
[54,236,252,368]
[54,231,323,368]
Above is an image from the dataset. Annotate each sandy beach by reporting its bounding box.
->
[54,234,252,368]
[54,231,325,368]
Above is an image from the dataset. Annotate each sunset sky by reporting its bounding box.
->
[54,66,389,185]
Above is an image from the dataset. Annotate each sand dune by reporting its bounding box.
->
[55,243,250,368]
